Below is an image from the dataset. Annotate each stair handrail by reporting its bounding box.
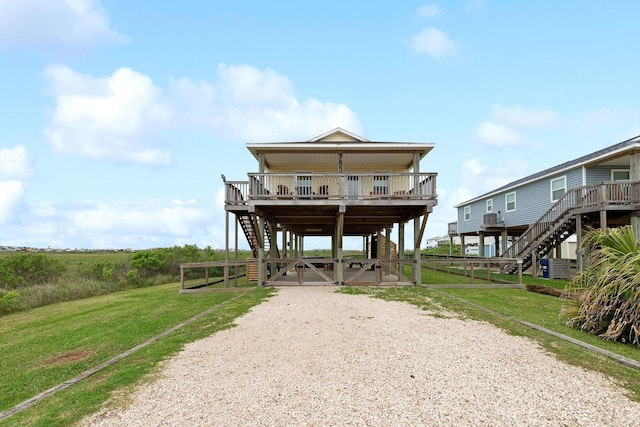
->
[501,181,640,260]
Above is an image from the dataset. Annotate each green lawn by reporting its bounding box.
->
[0,282,274,427]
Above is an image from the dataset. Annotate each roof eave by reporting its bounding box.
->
[454,136,640,208]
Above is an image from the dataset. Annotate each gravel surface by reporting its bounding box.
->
[81,286,640,426]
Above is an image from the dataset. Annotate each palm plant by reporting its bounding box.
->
[562,225,640,346]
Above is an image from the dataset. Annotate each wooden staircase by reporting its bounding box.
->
[501,212,577,274]
[500,180,640,274]
[237,213,277,258]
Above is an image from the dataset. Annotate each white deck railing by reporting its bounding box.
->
[225,172,437,204]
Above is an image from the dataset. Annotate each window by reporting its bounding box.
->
[506,192,516,212]
[372,175,389,195]
[550,176,566,201]
[486,199,493,213]
[464,205,471,221]
[612,170,630,181]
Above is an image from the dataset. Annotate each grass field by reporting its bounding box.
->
[44,251,133,275]
[0,280,273,426]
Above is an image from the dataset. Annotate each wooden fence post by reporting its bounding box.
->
[517,259,523,285]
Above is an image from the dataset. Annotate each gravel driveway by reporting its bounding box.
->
[81,286,640,426]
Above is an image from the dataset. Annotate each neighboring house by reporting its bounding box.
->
[425,235,448,248]
[451,134,640,273]
[222,128,438,286]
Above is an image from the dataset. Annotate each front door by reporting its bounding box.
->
[347,176,360,199]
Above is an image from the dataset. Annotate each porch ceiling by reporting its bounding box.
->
[246,143,434,171]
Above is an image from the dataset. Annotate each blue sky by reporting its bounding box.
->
[1,0,639,250]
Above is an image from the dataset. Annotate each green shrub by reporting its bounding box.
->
[0,253,66,288]
[131,245,226,279]
[79,259,127,282]
[130,250,169,278]
[563,226,640,346]
[0,289,20,314]
[0,263,24,289]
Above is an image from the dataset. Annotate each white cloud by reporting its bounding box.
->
[69,199,210,237]
[168,63,362,141]
[33,201,57,217]
[491,104,560,129]
[461,158,486,176]
[44,65,174,165]
[0,198,217,249]
[417,4,441,19]
[411,27,457,60]
[453,157,532,206]
[0,180,25,224]
[0,0,125,53]
[473,121,523,147]
[466,0,484,10]
[0,145,32,179]
[215,187,226,211]
[573,108,626,131]
[43,63,362,165]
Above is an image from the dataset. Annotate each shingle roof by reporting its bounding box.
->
[456,134,640,207]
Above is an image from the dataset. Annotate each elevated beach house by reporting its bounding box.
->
[451,134,640,274]
[222,128,438,286]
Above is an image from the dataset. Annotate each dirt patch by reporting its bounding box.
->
[42,350,95,366]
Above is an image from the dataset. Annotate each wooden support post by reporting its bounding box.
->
[398,222,405,278]
[470,262,474,284]
[234,216,238,287]
[461,235,466,258]
[575,214,583,273]
[363,236,367,259]
[532,250,538,278]
[385,226,391,275]
[180,266,185,290]
[413,214,426,285]
[258,216,265,287]
[501,230,508,257]
[281,226,287,258]
[296,261,303,284]
[517,259,523,285]
[224,209,230,288]
[336,209,345,285]
[269,220,277,278]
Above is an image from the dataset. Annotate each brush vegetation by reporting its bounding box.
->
[0,246,254,315]
[563,226,640,346]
